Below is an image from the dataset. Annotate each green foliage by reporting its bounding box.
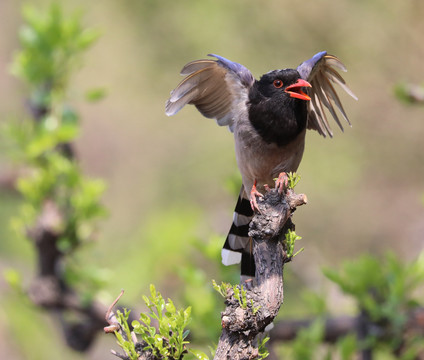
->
[132,284,192,359]
[113,285,209,360]
[233,283,248,309]
[279,252,424,359]
[84,87,108,102]
[336,335,358,360]
[11,2,100,99]
[257,335,270,360]
[323,251,424,354]
[188,349,210,360]
[286,319,357,360]
[7,2,106,254]
[284,229,304,259]
[287,172,301,189]
[324,252,424,324]
[291,318,326,360]
[5,1,107,301]
[212,280,260,316]
[115,308,138,360]
[301,290,327,316]
[212,279,231,298]
[3,268,23,293]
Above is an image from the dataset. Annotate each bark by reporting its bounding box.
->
[214,187,307,360]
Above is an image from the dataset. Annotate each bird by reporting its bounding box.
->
[165,51,357,278]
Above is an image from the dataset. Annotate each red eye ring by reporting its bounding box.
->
[273,79,283,88]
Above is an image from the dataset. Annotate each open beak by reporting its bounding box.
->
[285,79,312,101]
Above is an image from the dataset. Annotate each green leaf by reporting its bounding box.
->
[337,334,357,360]
[85,87,107,102]
[165,299,176,314]
[76,28,101,49]
[3,268,23,292]
[189,349,210,360]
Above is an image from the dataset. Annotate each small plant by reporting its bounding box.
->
[213,280,261,316]
[284,229,304,259]
[212,280,231,298]
[132,284,192,359]
[287,172,301,189]
[113,285,208,360]
[233,284,248,309]
[114,308,138,360]
[257,335,270,360]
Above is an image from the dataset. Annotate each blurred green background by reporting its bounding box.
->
[1,0,423,359]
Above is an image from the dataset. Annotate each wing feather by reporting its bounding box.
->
[297,52,357,137]
[311,91,333,137]
[166,55,254,131]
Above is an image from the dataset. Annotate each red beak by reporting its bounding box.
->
[285,79,312,101]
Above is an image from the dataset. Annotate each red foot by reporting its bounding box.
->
[250,180,263,212]
[275,172,289,194]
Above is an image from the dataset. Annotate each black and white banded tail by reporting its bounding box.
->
[221,187,256,277]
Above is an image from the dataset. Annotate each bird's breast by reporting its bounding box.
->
[234,120,306,192]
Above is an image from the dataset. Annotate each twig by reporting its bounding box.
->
[104,290,125,333]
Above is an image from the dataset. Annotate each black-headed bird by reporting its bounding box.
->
[166,51,357,278]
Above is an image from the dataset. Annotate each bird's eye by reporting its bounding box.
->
[273,79,283,88]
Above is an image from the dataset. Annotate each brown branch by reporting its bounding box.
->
[214,187,306,360]
[0,172,19,192]
[24,199,109,351]
[269,316,356,343]
[268,308,424,359]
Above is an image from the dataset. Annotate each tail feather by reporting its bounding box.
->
[221,187,256,277]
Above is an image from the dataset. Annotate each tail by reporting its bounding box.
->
[221,186,256,277]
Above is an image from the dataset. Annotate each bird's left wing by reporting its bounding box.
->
[297,51,357,138]
[165,54,255,132]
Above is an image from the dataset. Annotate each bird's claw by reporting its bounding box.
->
[250,181,263,213]
[275,172,289,194]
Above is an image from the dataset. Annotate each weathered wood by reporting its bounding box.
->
[214,187,306,360]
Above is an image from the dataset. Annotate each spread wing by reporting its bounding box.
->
[297,51,358,138]
[165,54,255,132]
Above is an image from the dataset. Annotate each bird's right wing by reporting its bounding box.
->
[165,54,255,132]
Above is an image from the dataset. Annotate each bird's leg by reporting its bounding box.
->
[250,180,263,212]
[275,172,289,194]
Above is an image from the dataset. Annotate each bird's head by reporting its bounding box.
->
[255,69,311,102]
[247,69,312,146]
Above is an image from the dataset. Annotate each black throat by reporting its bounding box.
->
[247,75,308,147]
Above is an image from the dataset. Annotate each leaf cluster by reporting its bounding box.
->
[287,172,301,189]
[4,2,108,302]
[11,2,100,102]
[6,2,106,253]
[114,285,208,360]
[284,229,304,259]
[324,252,424,351]
[212,280,260,314]
[132,284,192,359]
[288,319,357,360]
